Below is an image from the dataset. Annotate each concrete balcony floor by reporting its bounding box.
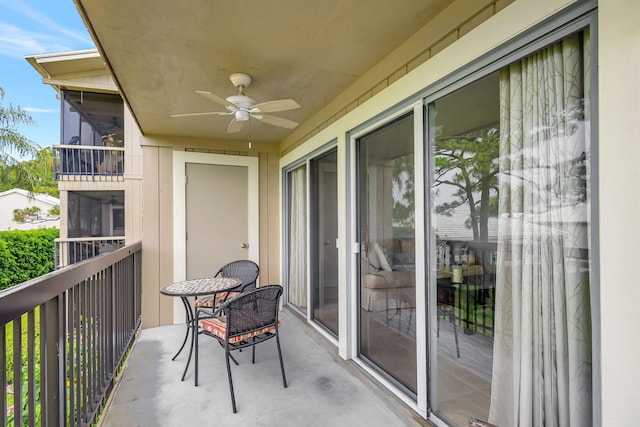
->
[101,309,427,426]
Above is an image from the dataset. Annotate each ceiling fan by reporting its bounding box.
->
[171,73,300,133]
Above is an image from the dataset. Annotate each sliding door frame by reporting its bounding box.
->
[282,141,340,346]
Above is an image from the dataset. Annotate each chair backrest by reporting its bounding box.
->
[215,260,259,292]
[224,285,282,338]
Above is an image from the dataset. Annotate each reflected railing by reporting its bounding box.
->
[52,145,124,181]
[55,237,126,269]
[0,242,141,426]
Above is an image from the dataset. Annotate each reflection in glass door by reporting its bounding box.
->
[357,113,416,394]
[428,30,593,426]
[310,149,339,336]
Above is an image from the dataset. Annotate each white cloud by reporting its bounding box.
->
[0,23,44,54]
[23,107,57,113]
[0,1,92,45]
[0,0,93,58]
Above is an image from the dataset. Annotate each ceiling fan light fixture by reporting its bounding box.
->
[235,110,250,122]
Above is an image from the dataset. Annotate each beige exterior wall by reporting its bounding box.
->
[123,107,144,243]
[139,136,280,328]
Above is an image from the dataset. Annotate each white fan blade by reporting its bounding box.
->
[250,99,300,114]
[196,90,237,109]
[171,111,233,118]
[227,118,244,133]
[253,113,299,129]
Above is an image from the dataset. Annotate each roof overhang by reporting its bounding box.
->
[25,49,117,94]
[74,0,456,145]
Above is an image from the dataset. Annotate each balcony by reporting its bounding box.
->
[0,245,422,426]
[53,145,124,181]
[0,243,141,426]
[55,237,126,268]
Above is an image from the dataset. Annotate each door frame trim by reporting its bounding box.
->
[172,151,259,320]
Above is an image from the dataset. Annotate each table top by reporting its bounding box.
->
[160,277,241,297]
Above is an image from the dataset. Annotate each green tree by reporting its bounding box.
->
[0,147,58,197]
[434,127,500,241]
[0,87,41,193]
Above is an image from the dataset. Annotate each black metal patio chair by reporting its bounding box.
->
[194,285,287,413]
[171,260,260,363]
[193,259,259,311]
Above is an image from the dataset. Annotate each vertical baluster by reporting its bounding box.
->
[27,310,35,426]
[13,317,22,427]
[1,325,6,427]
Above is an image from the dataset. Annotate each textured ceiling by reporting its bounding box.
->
[76,0,453,143]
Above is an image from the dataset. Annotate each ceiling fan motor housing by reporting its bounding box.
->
[226,94,256,109]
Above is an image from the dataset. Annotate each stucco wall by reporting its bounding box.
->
[0,191,59,231]
[598,1,640,425]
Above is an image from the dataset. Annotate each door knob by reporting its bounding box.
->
[241,243,248,248]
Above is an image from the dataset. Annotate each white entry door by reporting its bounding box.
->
[173,152,259,321]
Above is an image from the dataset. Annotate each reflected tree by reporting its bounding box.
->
[434,127,499,240]
[392,154,414,231]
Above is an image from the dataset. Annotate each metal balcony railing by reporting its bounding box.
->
[52,145,124,181]
[0,242,141,426]
[55,238,126,269]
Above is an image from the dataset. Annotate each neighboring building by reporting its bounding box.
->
[26,50,143,267]
[27,1,639,426]
[0,188,60,231]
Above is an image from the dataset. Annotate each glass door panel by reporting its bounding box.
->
[287,164,307,313]
[358,113,416,393]
[310,149,339,335]
[429,72,499,426]
[429,30,592,426]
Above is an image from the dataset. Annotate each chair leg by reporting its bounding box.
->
[194,328,199,386]
[252,344,256,364]
[275,333,287,388]
[225,349,237,413]
[216,340,239,365]
[450,314,460,358]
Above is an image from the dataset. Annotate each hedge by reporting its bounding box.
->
[0,228,58,290]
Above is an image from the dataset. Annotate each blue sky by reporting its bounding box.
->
[0,0,95,150]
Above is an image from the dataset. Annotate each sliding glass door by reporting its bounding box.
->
[286,147,339,333]
[428,29,593,426]
[310,149,339,336]
[357,113,416,394]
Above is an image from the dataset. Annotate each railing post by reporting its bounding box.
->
[1,325,6,426]
[41,296,63,427]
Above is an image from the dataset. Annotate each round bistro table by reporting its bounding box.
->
[160,277,241,381]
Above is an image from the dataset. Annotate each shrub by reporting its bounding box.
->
[0,228,58,290]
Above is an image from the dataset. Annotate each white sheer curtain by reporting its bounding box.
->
[489,30,592,426]
[289,165,307,310]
